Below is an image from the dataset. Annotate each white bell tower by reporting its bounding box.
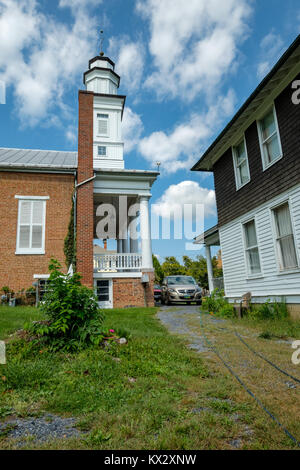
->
[83,31,126,170]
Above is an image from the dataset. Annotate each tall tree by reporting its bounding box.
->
[161,257,187,276]
[152,254,164,284]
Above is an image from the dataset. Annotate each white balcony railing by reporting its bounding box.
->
[94,253,143,272]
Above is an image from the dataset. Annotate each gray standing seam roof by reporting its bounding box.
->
[0,148,78,169]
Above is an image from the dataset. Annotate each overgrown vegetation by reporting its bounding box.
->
[202,289,235,318]
[153,254,223,290]
[25,259,104,351]
[64,194,76,270]
[203,290,290,322]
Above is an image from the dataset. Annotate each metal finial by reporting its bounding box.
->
[156,161,161,172]
[100,30,104,56]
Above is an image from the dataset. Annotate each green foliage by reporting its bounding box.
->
[202,289,235,318]
[248,298,289,320]
[152,254,164,284]
[161,256,187,276]
[26,259,105,351]
[64,194,76,269]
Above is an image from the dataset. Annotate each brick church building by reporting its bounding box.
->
[0,47,158,308]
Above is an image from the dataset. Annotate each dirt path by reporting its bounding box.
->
[158,305,300,449]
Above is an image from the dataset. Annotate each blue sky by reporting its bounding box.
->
[0,0,299,262]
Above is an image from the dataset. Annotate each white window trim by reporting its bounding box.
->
[232,136,251,191]
[270,199,300,274]
[15,195,49,200]
[96,112,109,138]
[96,145,107,158]
[15,198,47,255]
[257,104,283,171]
[241,217,263,279]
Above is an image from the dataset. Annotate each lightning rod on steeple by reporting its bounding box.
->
[100,30,104,56]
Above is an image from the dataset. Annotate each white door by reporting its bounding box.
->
[94,279,113,308]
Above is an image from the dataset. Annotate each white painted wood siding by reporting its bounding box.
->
[220,183,300,302]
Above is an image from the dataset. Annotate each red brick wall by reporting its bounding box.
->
[0,171,74,292]
[76,90,94,288]
[112,273,155,309]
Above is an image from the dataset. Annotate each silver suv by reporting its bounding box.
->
[161,276,202,305]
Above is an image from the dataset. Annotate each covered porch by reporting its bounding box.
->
[92,169,158,274]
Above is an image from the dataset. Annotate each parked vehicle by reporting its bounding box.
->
[153,284,162,302]
[161,276,202,305]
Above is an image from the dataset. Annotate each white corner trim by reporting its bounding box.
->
[15,195,50,200]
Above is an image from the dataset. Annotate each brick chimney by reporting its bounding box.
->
[76,90,94,288]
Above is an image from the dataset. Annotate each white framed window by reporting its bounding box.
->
[97,146,107,157]
[232,137,250,189]
[97,113,109,136]
[257,105,283,170]
[15,197,47,254]
[272,202,298,271]
[243,219,261,276]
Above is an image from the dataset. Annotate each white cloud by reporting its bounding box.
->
[65,124,77,144]
[108,36,145,92]
[138,90,236,173]
[59,0,102,11]
[0,0,98,126]
[153,181,216,219]
[122,107,144,153]
[257,32,284,79]
[136,0,252,100]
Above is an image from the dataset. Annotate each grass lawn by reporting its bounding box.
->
[0,306,299,449]
[0,306,44,340]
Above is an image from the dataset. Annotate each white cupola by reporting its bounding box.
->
[84,32,126,170]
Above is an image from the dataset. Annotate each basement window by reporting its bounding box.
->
[15,196,48,255]
[98,146,107,156]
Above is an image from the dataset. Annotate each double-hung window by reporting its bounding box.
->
[243,220,261,275]
[16,197,47,254]
[273,203,298,271]
[232,137,250,189]
[257,105,282,169]
[97,113,109,136]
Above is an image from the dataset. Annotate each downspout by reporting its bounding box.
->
[73,171,96,269]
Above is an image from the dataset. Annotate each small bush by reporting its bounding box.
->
[202,289,235,318]
[249,298,288,320]
[26,259,105,351]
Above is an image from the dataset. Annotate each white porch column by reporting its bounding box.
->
[117,239,123,254]
[129,215,139,253]
[122,237,128,254]
[205,244,214,293]
[140,196,153,269]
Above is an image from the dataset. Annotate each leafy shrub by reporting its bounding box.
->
[248,298,288,320]
[26,259,105,351]
[218,303,235,318]
[202,289,235,318]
